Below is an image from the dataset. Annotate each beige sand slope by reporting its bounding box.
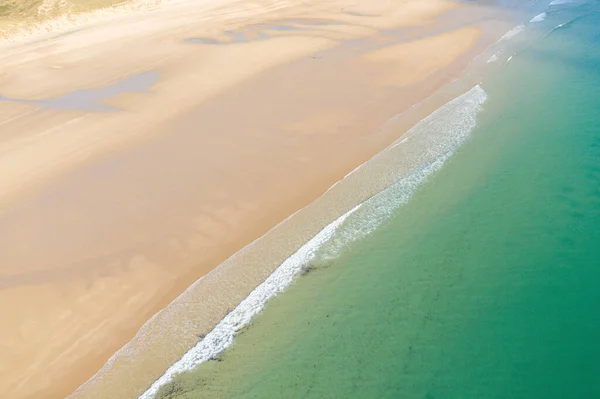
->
[0,0,509,398]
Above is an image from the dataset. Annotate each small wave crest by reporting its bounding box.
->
[546,16,582,37]
[138,85,488,398]
[500,24,525,41]
[530,12,547,23]
[322,86,488,260]
[309,156,448,266]
[487,50,501,63]
[550,0,574,5]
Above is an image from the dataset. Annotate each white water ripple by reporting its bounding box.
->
[530,12,547,23]
[500,24,525,41]
[487,50,501,63]
[550,0,574,5]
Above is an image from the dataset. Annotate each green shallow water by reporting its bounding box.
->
[157,2,600,398]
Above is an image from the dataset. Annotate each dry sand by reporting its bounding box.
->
[0,0,511,398]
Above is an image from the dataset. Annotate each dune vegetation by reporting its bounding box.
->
[0,0,130,36]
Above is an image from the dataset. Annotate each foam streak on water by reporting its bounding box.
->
[530,12,547,23]
[138,85,487,399]
[138,206,360,399]
[487,50,501,63]
[500,24,525,41]
[550,0,574,5]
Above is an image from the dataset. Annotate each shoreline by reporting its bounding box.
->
[137,84,489,398]
[0,1,526,398]
[139,4,600,396]
[69,38,506,397]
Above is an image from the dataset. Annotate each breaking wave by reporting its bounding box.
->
[500,24,525,41]
[138,85,488,399]
[531,12,547,23]
[550,0,574,5]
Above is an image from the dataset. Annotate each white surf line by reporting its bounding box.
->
[74,85,473,399]
[485,19,530,65]
[138,84,488,399]
[68,181,309,398]
[138,204,362,399]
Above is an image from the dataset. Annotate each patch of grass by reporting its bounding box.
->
[0,0,42,18]
[0,0,130,28]
[0,5,12,16]
[68,0,129,14]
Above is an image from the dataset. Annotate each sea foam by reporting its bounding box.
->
[138,206,360,399]
[531,12,547,23]
[138,85,488,399]
[500,24,525,41]
[316,86,488,262]
[487,50,501,63]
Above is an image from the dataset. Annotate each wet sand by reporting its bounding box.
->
[0,0,517,398]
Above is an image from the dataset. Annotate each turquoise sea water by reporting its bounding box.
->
[154,1,600,397]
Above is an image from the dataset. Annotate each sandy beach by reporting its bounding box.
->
[0,0,515,398]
